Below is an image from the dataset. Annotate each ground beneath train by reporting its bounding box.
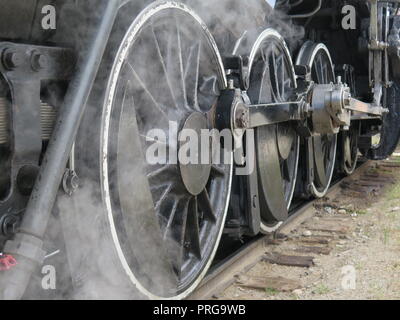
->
[217,155,400,300]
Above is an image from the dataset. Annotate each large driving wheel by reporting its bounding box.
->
[296,42,338,198]
[60,1,232,299]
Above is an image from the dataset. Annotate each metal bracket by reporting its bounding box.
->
[224,55,250,91]
[3,233,46,264]
[0,42,75,236]
[368,0,395,102]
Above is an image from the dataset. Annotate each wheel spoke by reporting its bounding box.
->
[319,56,325,83]
[150,24,179,110]
[271,48,281,101]
[198,189,217,222]
[163,197,182,240]
[344,136,352,164]
[280,55,285,100]
[313,135,328,187]
[259,60,273,103]
[281,160,291,182]
[313,56,323,85]
[175,18,189,109]
[185,197,202,260]
[127,30,181,114]
[199,76,219,100]
[167,198,190,276]
[154,19,188,110]
[184,41,201,110]
[210,164,225,178]
[125,62,169,122]
[147,164,176,180]
[154,183,173,213]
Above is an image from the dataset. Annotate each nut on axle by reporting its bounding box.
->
[311,81,351,135]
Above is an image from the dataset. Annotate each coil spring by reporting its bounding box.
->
[0,97,56,145]
[0,98,7,145]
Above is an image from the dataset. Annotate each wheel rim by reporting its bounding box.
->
[297,42,338,198]
[247,29,300,231]
[101,2,232,299]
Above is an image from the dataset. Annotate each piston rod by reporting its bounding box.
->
[347,98,388,116]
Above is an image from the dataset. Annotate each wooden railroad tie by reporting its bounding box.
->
[236,275,301,292]
[298,237,331,245]
[294,246,332,255]
[263,253,315,268]
[307,224,349,234]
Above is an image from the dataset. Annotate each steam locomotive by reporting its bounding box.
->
[0,0,399,299]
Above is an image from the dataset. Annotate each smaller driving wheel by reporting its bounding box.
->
[245,29,300,233]
[296,42,338,198]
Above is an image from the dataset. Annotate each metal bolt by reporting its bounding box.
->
[252,195,258,209]
[62,169,79,196]
[1,215,20,236]
[31,51,48,71]
[2,49,24,70]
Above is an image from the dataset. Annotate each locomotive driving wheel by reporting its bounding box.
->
[296,42,338,198]
[246,29,300,233]
[63,1,232,299]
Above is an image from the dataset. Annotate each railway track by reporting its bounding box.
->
[189,161,376,300]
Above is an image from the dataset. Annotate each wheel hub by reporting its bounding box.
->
[179,112,212,196]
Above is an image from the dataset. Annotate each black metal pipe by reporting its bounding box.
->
[0,0,122,300]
